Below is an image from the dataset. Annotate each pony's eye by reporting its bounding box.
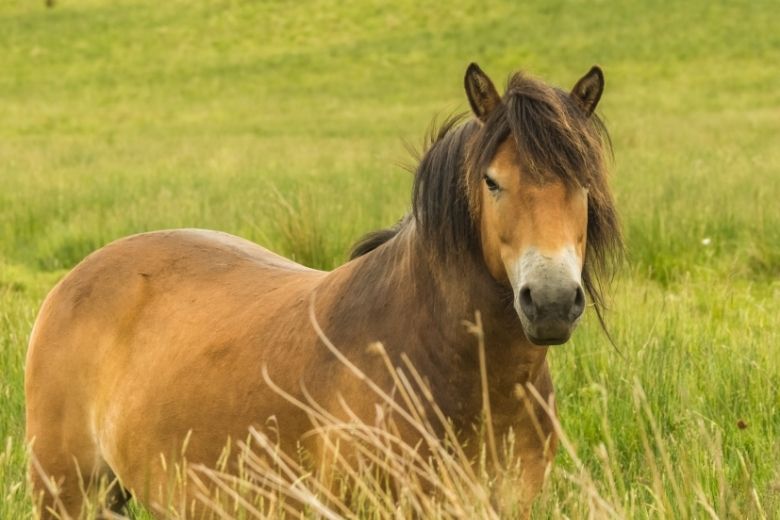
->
[484,175,501,192]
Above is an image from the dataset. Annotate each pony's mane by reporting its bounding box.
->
[348,116,477,260]
[350,70,623,324]
[349,116,478,260]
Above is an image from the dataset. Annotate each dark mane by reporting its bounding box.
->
[349,219,405,259]
[350,70,623,325]
[349,116,479,260]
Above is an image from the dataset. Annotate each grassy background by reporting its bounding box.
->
[1,0,778,517]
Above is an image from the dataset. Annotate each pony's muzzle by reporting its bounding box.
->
[517,280,585,345]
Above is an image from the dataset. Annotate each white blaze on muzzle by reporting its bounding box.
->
[507,246,585,344]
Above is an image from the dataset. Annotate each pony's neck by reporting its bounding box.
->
[319,220,550,422]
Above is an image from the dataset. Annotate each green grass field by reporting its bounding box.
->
[1,0,779,517]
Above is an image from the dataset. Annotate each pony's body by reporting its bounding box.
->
[27,227,554,515]
[26,64,619,518]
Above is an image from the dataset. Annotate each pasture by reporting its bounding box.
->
[1,0,779,518]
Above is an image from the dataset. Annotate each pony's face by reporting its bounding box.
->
[480,139,588,345]
[464,63,605,345]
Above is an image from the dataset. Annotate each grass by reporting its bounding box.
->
[1,0,779,517]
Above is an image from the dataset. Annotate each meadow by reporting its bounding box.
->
[1,0,779,517]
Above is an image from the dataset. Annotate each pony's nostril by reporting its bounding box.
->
[571,286,585,318]
[519,286,535,318]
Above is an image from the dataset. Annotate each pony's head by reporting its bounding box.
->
[463,63,620,345]
[355,63,621,346]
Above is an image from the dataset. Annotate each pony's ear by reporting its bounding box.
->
[464,63,501,123]
[571,65,604,116]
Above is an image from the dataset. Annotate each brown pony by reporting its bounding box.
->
[25,63,621,518]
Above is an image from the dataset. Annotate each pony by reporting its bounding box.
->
[25,62,621,518]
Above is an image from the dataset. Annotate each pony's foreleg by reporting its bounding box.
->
[512,380,559,519]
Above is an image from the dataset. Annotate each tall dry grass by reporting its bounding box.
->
[128,311,770,520]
